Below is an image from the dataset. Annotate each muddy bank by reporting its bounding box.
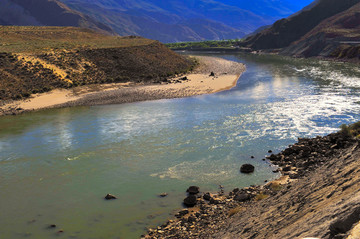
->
[0,56,245,116]
[144,129,360,239]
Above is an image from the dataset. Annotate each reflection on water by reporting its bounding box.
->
[0,53,360,238]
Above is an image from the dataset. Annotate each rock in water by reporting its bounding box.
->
[183,195,197,207]
[186,186,200,194]
[104,194,117,200]
[240,164,255,173]
[159,193,168,197]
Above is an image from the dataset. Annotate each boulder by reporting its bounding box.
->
[159,193,168,197]
[183,195,197,207]
[234,192,251,202]
[175,209,189,218]
[203,192,211,201]
[240,164,255,173]
[186,186,200,194]
[104,194,117,200]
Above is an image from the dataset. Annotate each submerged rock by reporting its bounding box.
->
[240,164,255,173]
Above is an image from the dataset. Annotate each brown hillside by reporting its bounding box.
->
[0,0,113,34]
[0,27,194,101]
[282,2,360,59]
[241,0,359,51]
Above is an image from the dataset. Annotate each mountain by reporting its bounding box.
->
[59,0,313,42]
[0,0,113,34]
[241,0,360,60]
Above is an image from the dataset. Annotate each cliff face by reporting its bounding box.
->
[242,0,360,60]
[281,2,360,59]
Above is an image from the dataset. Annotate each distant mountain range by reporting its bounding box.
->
[241,0,360,60]
[0,0,313,42]
[0,0,113,34]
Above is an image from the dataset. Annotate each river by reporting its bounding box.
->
[0,53,359,238]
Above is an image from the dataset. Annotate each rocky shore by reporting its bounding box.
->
[143,127,360,238]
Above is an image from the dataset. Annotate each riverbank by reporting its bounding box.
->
[0,56,245,116]
[144,128,360,238]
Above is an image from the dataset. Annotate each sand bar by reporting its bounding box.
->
[0,56,245,115]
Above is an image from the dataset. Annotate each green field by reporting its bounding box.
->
[166,39,243,50]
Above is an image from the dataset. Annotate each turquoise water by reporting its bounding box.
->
[1,53,360,238]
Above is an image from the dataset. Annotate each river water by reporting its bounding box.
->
[0,53,360,239]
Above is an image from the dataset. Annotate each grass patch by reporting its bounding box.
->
[166,39,243,50]
[340,122,360,138]
[269,182,283,192]
[228,206,244,217]
[255,192,269,201]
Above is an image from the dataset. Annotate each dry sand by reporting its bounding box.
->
[0,56,245,115]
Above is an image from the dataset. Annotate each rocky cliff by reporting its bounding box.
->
[241,0,360,61]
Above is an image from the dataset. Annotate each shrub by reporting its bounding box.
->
[228,206,244,217]
[255,192,269,201]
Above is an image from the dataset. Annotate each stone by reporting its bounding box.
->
[187,186,200,194]
[183,195,197,207]
[203,192,211,201]
[209,72,215,77]
[234,192,251,202]
[159,193,168,197]
[268,150,273,153]
[104,194,117,200]
[240,164,255,173]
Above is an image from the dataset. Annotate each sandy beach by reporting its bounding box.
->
[0,56,245,115]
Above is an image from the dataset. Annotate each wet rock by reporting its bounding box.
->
[240,164,255,173]
[159,193,168,197]
[203,192,212,201]
[268,150,273,153]
[48,224,56,228]
[187,186,200,194]
[104,194,117,200]
[175,209,189,218]
[251,156,255,159]
[184,195,197,207]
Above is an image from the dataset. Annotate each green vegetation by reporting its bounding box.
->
[228,206,244,217]
[255,192,269,201]
[166,39,243,50]
[340,122,360,138]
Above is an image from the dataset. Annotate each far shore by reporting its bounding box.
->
[0,56,245,116]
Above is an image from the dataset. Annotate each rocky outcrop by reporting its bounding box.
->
[240,0,360,61]
[144,129,360,239]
